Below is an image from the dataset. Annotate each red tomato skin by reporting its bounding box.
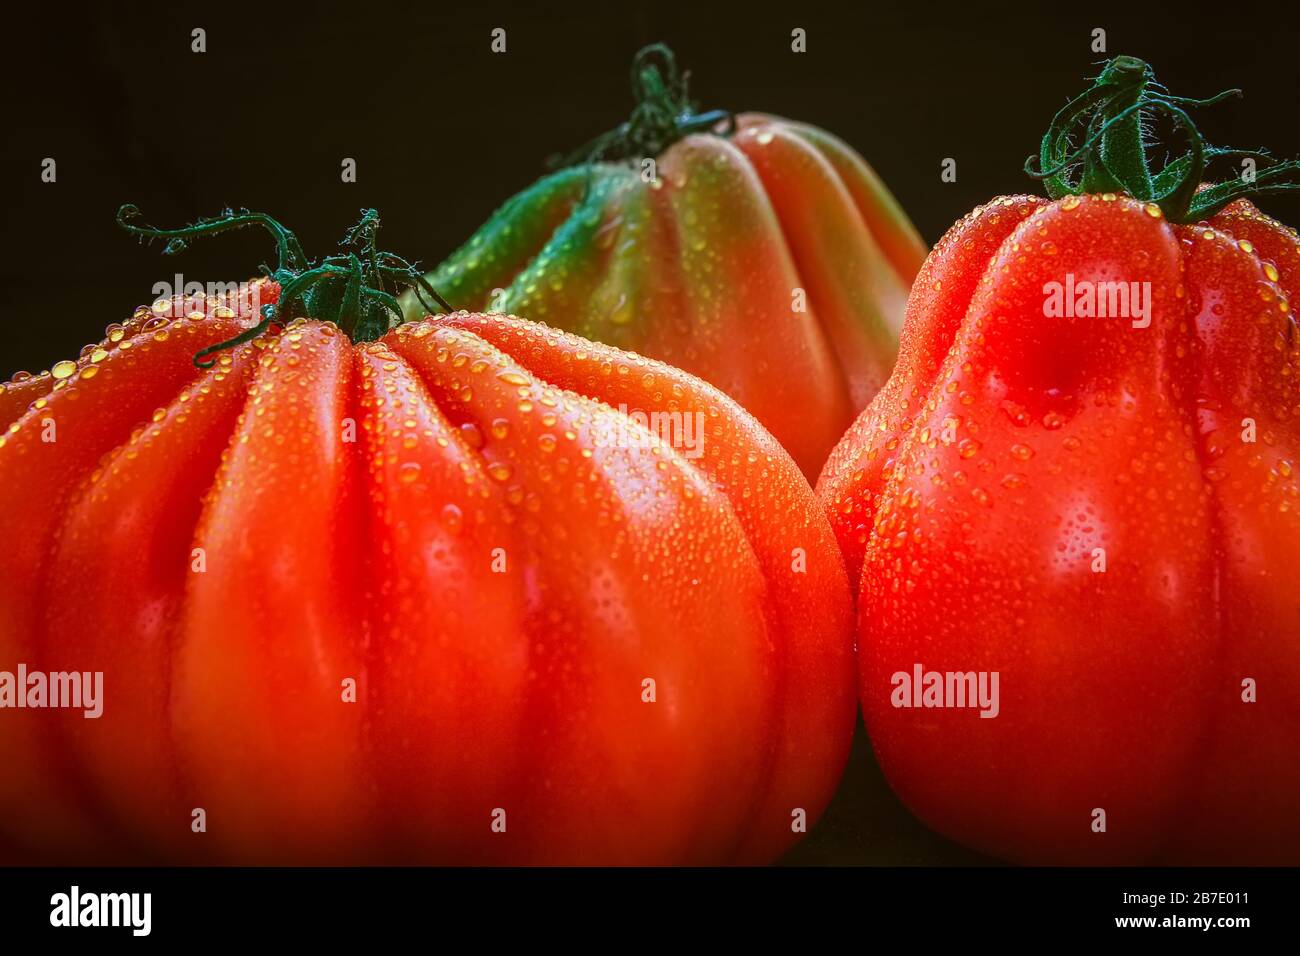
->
[818,194,1300,864]
[0,291,854,865]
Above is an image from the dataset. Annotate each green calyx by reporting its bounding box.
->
[117,205,451,367]
[545,42,735,170]
[1025,55,1300,222]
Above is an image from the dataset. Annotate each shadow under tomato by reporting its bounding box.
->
[779,717,997,866]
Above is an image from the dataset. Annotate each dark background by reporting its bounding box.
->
[4,0,1300,379]
[1,0,1297,864]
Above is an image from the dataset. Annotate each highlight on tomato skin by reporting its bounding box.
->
[0,285,856,865]
[817,56,1300,865]
[400,45,927,482]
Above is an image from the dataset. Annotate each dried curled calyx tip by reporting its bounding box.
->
[116,204,452,368]
[1024,55,1300,222]
[545,42,736,171]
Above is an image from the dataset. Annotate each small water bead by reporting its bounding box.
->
[440,503,464,533]
[51,360,77,380]
[488,462,513,482]
[399,462,422,483]
[460,422,484,449]
[497,370,530,387]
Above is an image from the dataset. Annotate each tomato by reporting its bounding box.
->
[403,44,926,480]
[0,208,855,865]
[817,57,1300,864]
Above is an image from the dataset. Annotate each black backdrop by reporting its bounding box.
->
[4,0,1300,378]
[2,0,1299,865]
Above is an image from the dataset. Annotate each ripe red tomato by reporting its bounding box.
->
[405,45,926,480]
[818,58,1300,864]
[0,213,855,865]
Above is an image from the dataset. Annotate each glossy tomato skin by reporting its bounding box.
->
[818,194,1300,864]
[404,113,927,480]
[0,287,855,865]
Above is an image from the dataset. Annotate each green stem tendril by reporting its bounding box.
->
[117,205,453,367]
[545,42,736,171]
[1024,55,1300,222]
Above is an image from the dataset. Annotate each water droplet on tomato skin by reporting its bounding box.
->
[460,422,484,449]
[440,503,464,533]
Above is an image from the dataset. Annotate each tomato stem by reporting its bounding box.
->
[117,206,452,366]
[545,43,735,170]
[1024,56,1300,222]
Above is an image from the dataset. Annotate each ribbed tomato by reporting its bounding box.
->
[817,58,1300,864]
[405,45,926,479]
[0,209,855,864]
